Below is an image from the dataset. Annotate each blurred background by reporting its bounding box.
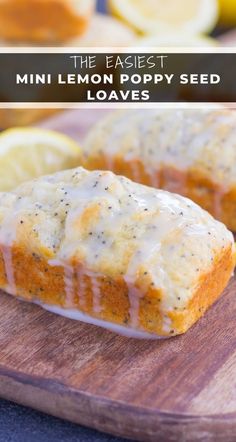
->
[96,0,236,46]
[0,0,235,48]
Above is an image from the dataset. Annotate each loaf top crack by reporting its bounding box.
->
[0,167,233,313]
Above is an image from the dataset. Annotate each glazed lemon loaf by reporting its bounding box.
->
[83,109,236,231]
[0,167,234,338]
[0,0,95,43]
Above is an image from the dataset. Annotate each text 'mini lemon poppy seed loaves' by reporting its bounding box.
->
[0,167,234,338]
[83,108,236,231]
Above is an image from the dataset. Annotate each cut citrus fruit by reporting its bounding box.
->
[109,0,218,35]
[0,128,81,191]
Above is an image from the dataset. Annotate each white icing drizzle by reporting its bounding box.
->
[49,259,75,308]
[76,267,87,308]
[84,269,102,314]
[0,196,22,295]
[34,300,167,340]
[125,282,143,328]
[1,245,16,295]
[123,194,180,316]
[49,259,102,313]
[63,265,75,308]
[90,276,102,313]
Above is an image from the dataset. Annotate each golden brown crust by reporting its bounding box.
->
[0,0,94,43]
[83,155,236,231]
[169,245,234,333]
[0,242,233,337]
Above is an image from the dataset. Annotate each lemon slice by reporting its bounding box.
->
[136,33,218,48]
[0,128,81,191]
[109,0,218,35]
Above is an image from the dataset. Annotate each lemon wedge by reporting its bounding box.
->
[0,128,81,191]
[109,0,218,35]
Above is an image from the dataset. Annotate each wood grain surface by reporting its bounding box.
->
[0,109,235,442]
[0,276,235,442]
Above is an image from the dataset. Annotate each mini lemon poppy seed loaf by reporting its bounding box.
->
[0,167,234,338]
[83,109,236,231]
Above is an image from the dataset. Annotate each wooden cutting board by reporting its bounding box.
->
[0,109,235,442]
